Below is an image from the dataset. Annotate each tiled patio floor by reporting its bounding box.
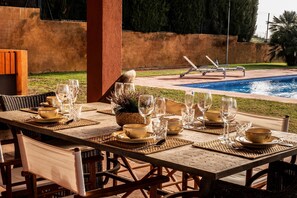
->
[134,69,297,104]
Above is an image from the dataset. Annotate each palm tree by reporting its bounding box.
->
[269,11,297,66]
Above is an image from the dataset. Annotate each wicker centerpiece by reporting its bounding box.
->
[110,91,149,126]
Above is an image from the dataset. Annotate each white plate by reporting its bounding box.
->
[31,115,64,123]
[115,131,155,144]
[236,136,281,149]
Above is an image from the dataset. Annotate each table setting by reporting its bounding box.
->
[184,93,297,159]
[21,79,99,130]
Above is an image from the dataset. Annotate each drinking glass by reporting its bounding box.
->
[138,95,154,125]
[220,97,237,143]
[68,79,79,104]
[181,107,195,129]
[55,84,70,113]
[123,82,135,94]
[184,90,194,110]
[152,118,168,141]
[114,82,124,97]
[197,92,212,129]
[154,97,166,120]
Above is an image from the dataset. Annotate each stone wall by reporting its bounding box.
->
[0,6,274,74]
[0,6,86,73]
[122,32,272,69]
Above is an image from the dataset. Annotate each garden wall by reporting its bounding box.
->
[0,6,273,74]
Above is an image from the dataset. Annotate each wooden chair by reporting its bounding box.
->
[0,92,102,196]
[17,133,169,198]
[164,160,297,198]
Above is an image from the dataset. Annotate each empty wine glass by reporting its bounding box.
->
[123,82,135,94]
[154,97,166,120]
[197,92,212,129]
[184,90,194,111]
[138,95,154,125]
[220,97,237,143]
[68,79,79,104]
[56,84,70,113]
[114,82,124,97]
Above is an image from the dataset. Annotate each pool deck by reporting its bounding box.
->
[134,69,297,104]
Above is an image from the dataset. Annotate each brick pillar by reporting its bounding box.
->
[87,0,122,102]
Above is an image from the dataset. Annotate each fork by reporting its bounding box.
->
[228,142,264,154]
[134,139,166,150]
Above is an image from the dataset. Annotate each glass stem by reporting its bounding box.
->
[223,121,227,140]
[226,122,230,142]
[143,115,147,125]
[202,112,205,128]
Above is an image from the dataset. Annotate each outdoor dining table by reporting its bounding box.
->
[1,102,297,197]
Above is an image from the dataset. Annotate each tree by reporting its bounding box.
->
[129,0,169,32]
[167,0,206,34]
[269,11,297,66]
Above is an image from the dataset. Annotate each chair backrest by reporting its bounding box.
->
[17,134,86,196]
[236,112,290,132]
[183,56,199,70]
[205,55,220,68]
[0,92,56,111]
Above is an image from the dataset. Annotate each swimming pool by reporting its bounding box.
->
[182,75,297,99]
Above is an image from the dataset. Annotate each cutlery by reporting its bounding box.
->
[135,139,166,150]
[278,142,293,147]
[65,119,74,124]
[228,142,264,154]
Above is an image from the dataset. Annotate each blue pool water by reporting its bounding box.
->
[182,75,297,99]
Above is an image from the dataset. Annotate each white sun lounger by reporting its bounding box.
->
[205,55,245,77]
[180,56,226,78]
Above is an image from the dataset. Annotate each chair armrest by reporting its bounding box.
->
[245,168,269,187]
[0,157,21,167]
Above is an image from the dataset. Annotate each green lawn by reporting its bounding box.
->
[28,64,297,132]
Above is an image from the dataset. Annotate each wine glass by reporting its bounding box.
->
[154,97,166,120]
[138,95,154,125]
[197,92,212,129]
[123,82,135,94]
[114,82,124,97]
[55,84,70,113]
[184,90,194,111]
[68,79,79,104]
[220,97,237,143]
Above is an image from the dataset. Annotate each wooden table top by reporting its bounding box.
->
[0,102,297,181]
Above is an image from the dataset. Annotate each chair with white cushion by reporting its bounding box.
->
[17,133,169,198]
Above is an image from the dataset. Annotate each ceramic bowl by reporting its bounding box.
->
[38,107,59,119]
[245,127,272,143]
[123,124,148,139]
[205,110,221,122]
[163,116,183,135]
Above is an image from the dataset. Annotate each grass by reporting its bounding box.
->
[28,64,297,132]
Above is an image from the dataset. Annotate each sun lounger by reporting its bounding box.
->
[180,56,226,78]
[205,55,245,76]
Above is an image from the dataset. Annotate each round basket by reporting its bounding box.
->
[115,112,147,126]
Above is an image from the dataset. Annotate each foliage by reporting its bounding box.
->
[269,11,297,66]
[167,0,205,34]
[40,0,86,21]
[110,91,140,114]
[126,0,169,32]
[205,0,258,41]
[122,0,258,42]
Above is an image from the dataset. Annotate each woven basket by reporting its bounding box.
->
[115,112,147,126]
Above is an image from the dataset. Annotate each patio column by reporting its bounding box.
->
[87,0,122,102]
